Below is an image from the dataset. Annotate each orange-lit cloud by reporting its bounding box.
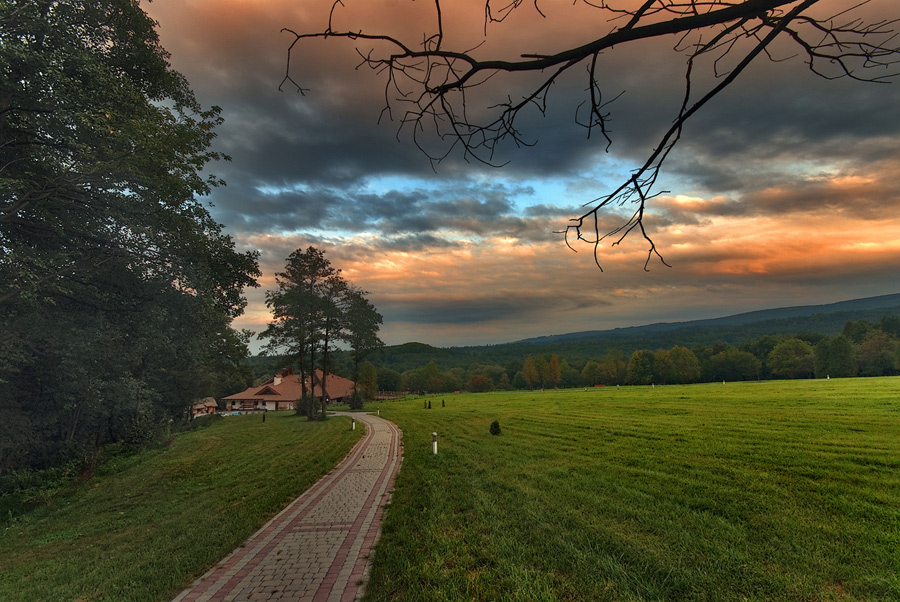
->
[145,0,900,349]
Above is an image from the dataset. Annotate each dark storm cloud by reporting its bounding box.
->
[157,0,900,204]
[372,233,461,253]
[383,290,614,326]
[145,0,900,348]
[211,169,567,247]
[657,51,900,196]
[525,203,579,218]
[210,182,338,232]
[213,100,432,186]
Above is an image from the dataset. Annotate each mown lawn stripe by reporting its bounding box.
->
[368,378,900,602]
[0,413,361,602]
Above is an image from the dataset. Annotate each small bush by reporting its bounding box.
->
[349,391,365,410]
[489,420,501,436]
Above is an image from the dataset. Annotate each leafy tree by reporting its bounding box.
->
[581,360,601,386]
[856,331,899,377]
[705,348,761,382]
[512,371,528,390]
[261,247,337,420]
[505,359,523,380]
[0,0,259,472]
[402,369,425,394]
[668,346,702,384]
[843,320,873,345]
[522,356,539,390]
[466,374,493,393]
[599,350,628,385]
[626,350,655,385]
[559,359,580,388]
[547,354,562,388]
[814,335,856,379]
[742,335,786,379]
[767,338,815,379]
[2,1,241,306]
[344,287,384,406]
[653,349,675,385]
[445,367,464,392]
[497,371,512,390]
[425,377,445,394]
[260,247,381,418]
[421,360,444,393]
[317,273,350,418]
[377,366,402,392]
[465,364,506,388]
[534,355,551,389]
[692,345,714,371]
[879,315,900,338]
[358,361,379,402]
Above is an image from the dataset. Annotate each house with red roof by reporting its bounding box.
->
[222,368,355,412]
[191,397,219,417]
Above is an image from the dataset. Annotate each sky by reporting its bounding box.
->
[142,0,900,351]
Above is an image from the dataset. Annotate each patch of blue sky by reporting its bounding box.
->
[254,182,313,196]
[359,159,637,216]
[358,174,422,195]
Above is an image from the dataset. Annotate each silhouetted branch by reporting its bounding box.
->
[282,0,899,268]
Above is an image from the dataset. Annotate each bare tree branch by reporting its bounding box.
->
[281,0,899,269]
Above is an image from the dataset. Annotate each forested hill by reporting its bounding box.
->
[369,293,900,371]
[516,293,900,345]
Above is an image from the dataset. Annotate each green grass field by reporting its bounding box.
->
[2,379,899,601]
[0,413,361,602]
[367,379,900,601]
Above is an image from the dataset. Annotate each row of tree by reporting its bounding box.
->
[260,247,383,419]
[1,2,260,474]
[353,316,900,396]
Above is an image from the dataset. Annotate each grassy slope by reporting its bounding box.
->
[368,379,900,602]
[0,412,361,602]
[3,381,898,602]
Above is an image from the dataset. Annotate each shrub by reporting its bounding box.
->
[489,420,501,436]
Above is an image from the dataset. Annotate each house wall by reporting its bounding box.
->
[225,399,296,412]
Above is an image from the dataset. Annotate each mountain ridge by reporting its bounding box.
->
[511,292,900,346]
[364,292,900,372]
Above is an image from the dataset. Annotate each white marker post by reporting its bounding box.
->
[351,417,356,431]
[432,432,438,455]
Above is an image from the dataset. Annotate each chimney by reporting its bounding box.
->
[274,376,282,386]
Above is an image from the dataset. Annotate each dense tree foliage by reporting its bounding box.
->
[260,246,383,417]
[814,335,856,379]
[626,350,655,385]
[358,314,898,395]
[261,247,333,419]
[0,1,259,473]
[856,331,899,377]
[343,287,384,407]
[767,338,815,379]
[357,360,379,401]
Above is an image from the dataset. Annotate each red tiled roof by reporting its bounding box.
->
[223,370,355,402]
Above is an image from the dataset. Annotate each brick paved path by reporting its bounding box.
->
[172,412,402,602]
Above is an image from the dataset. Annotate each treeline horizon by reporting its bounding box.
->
[248,313,900,395]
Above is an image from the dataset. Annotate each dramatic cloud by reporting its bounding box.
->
[144,0,900,349]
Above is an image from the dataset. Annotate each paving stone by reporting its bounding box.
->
[171,413,402,602]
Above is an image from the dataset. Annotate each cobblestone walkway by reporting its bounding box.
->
[172,412,402,602]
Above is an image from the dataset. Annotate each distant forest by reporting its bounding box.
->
[247,295,900,395]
